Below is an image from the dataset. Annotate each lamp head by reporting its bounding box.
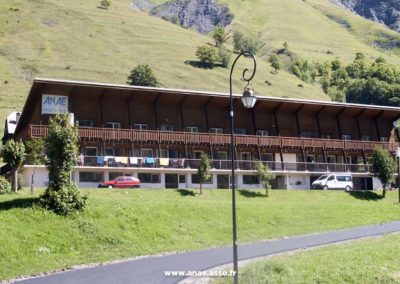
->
[241,85,257,109]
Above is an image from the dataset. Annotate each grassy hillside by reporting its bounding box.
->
[1,0,400,128]
[1,189,400,280]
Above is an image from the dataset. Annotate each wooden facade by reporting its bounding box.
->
[11,78,400,189]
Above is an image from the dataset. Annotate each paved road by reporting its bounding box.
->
[17,221,400,284]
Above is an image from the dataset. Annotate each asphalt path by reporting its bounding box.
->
[17,221,400,284]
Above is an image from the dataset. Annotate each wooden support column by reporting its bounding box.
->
[251,101,259,135]
[316,106,325,138]
[127,93,133,128]
[362,149,367,164]
[273,103,283,136]
[335,108,346,139]
[374,110,384,141]
[203,97,213,132]
[68,87,77,115]
[295,104,305,137]
[153,94,161,130]
[98,91,105,127]
[355,109,366,140]
[179,95,188,131]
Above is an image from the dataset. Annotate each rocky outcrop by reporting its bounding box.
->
[150,0,233,34]
[332,0,400,32]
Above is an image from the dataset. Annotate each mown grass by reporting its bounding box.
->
[0,189,399,280]
[215,233,400,284]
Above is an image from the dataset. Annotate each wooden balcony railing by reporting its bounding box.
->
[28,124,397,152]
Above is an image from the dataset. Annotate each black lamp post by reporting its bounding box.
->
[393,120,400,203]
[229,51,257,284]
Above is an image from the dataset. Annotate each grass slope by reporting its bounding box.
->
[2,0,400,130]
[216,233,400,283]
[0,0,327,128]
[1,189,399,280]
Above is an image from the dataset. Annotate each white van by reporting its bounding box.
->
[312,174,353,190]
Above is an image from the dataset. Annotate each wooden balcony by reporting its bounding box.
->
[28,124,397,152]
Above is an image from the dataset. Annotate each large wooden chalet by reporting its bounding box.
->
[12,78,400,190]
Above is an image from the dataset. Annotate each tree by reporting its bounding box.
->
[40,114,87,215]
[127,64,159,87]
[212,27,228,47]
[371,148,395,198]
[269,54,280,73]
[100,0,111,9]
[1,140,26,192]
[195,45,218,67]
[233,31,259,54]
[283,41,289,50]
[197,153,211,194]
[256,161,275,197]
[25,138,44,165]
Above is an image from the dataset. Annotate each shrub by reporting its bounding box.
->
[0,179,11,194]
[371,148,395,198]
[269,54,280,72]
[195,45,218,67]
[218,47,231,68]
[127,64,159,87]
[233,31,259,54]
[100,0,111,9]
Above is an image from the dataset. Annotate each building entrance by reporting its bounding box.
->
[165,174,178,189]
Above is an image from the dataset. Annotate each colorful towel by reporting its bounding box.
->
[129,157,138,165]
[114,157,122,163]
[97,156,104,165]
[146,157,155,164]
[121,157,128,164]
[159,158,169,166]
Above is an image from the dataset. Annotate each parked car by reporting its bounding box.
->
[312,174,353,190]
[98,176,140,188]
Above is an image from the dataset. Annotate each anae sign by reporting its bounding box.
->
[42,95,68,114]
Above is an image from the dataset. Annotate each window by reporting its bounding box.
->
[380,137,389,142]
[328,175,335,181]
[160,124,174,132]
[256,130,269,136]
[85,147,97,156]
[79,172,104,183]
[321,134,331,139]
[160,149,169,158]
[215,151,228,160]
[306,155,316,163]
[179,175,186,183]
[78,120,93,127]
[361,135,370,141]
[186,126,199,133]
[327,156,336,163]
[106,122,121,129]
[210,128,223,134]
[300,131,312,138]
[138,173,160,183]
[141,149,153,157]
[261,153,273,161]
[193,150,203,159]
[105,147,115,156]
[342,134,352,140]
[109,172,124,180]
[191,174,212,184]
[337,175,352,182]
[234,128,246,135]
[133,123,148,130]
[243,175,260,185]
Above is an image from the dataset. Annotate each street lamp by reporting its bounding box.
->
[393,119,400,203]
[229,51,257,284]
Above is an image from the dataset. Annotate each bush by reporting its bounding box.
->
[0,179,11,194]
[218,47,231,68]
[233,31,259,54]
[212,26,228,47]
[40,184,87,215]
[100,0,111,9]
[127,64,159,87]
[195,45,218,67]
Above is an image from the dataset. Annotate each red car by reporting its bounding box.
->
[98,176,141,188]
